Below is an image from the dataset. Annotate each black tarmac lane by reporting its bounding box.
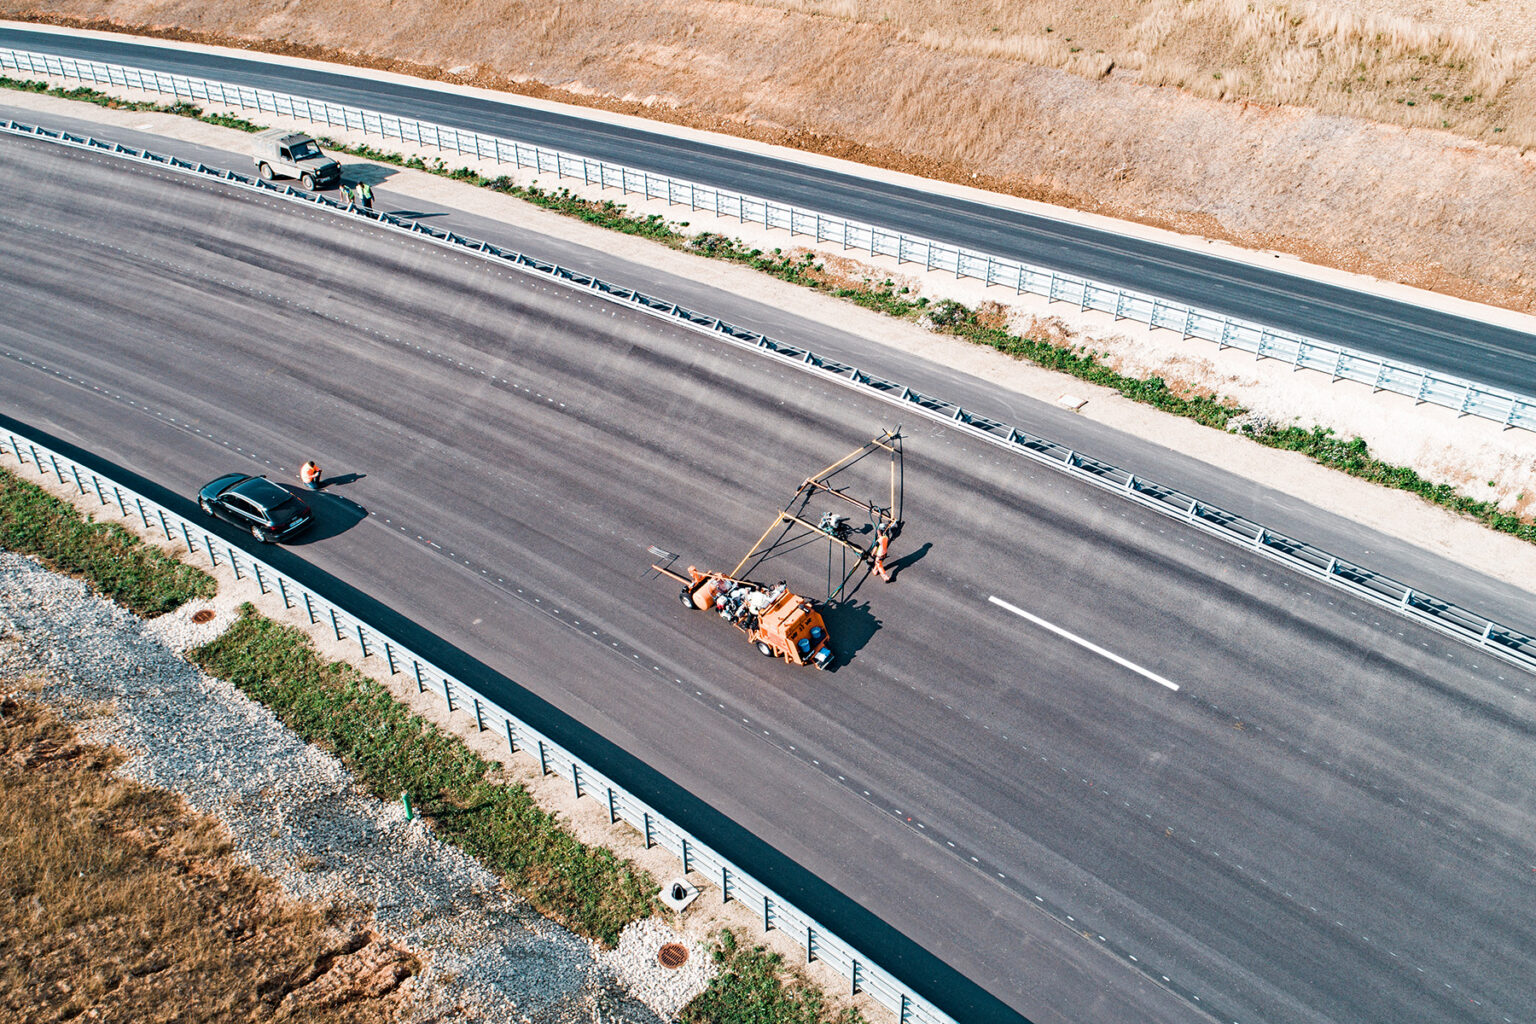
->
[3,26,1536,398]
[3,128,1536,1024]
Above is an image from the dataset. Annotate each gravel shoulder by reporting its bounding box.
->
[0,548,716,1023]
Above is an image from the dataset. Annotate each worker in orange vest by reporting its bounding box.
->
[872,521,893,583]
[300,460,322,490]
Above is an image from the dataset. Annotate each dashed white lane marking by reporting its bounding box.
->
[988,595,1181,692]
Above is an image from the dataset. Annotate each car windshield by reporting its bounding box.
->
[289,140,320,160]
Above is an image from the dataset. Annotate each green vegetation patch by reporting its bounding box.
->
[684,929,868,1024]
[1237,423,1536,543]
[0,465,214,617]
[0,75,267,132]
[188,604,656,945]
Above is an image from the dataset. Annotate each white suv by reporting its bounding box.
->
[252,129,341,191]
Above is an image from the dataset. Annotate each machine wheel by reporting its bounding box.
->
[755,640,775,657]
[678,588,696,609]
[257,162,273,180]
[199,497,214,516]
[300,172,316,191]
[251,524,272,543]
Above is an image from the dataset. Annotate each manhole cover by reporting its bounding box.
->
[657,943,689,969]
[191,609,216,624]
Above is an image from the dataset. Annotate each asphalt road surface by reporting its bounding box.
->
[4,25,1536,400]
[4,128,1536,1024]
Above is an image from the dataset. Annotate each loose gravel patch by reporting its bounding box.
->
[0,550,715,1022]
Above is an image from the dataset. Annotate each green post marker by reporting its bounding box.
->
[401,791,414,821]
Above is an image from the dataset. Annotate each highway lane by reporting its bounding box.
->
[4,25,1536,398]
[4,134,1536,1024]
[6,98,1529,634]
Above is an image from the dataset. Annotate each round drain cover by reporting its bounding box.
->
[191,609,216,624]
[657,943,689,969]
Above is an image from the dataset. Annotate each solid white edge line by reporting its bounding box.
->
[988,595,1181,692]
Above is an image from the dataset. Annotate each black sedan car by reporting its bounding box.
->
[197,473,312,543]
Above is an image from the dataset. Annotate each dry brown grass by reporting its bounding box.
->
[0,682,417,1023]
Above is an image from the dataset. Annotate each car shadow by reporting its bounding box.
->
[340,164,397,187]
[819,598,881,670]
[287,488,368,544]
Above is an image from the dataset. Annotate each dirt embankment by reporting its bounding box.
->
[5,1,1536,314]
[0,683,417,1023]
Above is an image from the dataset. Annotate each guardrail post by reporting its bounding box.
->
[901,994,911,1023]
[642,811,653,848]
[252,561,267,594]
[441,677,454,712]
[763,894,772,932]
[505,717,518,753]
[90,474,107,506]
[607,786,618,823]
[328,607,343,641]
[47,453,65,484]
[851,959,861,995]
[69,463,86,495]
[681,837,691,874]
[473,696,485,731]
[276,575,292,609]
[302,591,317,623]
[537,739,549,775]
[155,508,172,541]
[721,864,731,902]
[413,660,426,692]
[806,924,815,963]
[110,484,128,518]
[355,622,369,657]
[383,640,397,674]
[571,761,582,799]
[227,547,242,580]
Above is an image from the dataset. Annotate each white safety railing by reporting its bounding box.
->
[5,113,1534,679]
[3,46,1534,432]
[0,427,955,1024]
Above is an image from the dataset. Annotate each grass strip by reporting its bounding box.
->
[6,75,1532,540]
[1236,423,1536,542]
[188,604,656,946]
[0,75,265,131]
[684,928,868,1024]
[0,465,215,617]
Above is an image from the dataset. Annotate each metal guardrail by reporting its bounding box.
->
[3,45,1534,432]
[0,427,954,1024]
[5,113,1534,679]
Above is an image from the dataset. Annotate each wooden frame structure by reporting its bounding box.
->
[731,429,903,598]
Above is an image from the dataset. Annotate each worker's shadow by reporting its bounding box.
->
[820,599,881,669]
[289,490,368,544]
[884,542,931,582]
